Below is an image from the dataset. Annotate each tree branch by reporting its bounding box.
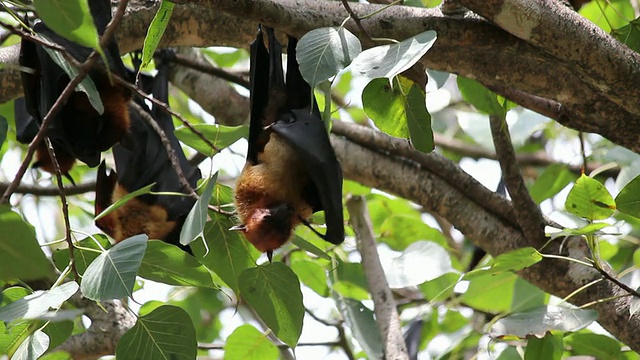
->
[56,297,136,359]
[1,0,638,153]
[329,126,640,352]
[489,114,545,244]
[346,195,409,360]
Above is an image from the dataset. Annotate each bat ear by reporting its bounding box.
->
[229,224,248,232]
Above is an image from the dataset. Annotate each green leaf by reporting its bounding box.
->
[510,277,548,312]
[202,48,248,68]
[524,332,563,360]
[138,240,216,287]
[297,27,362,88]
[332,261,370,300]
[0,282,78,323]
[290,235,331,261]
[529,164,575,204]
[405,83,434,152]
[352,30,437,79]
[550,223,611,239]
[564,333,622,360]
[615,173,640,218]
[140,0,175,69]
[193,214,259,292]
[239,263,304,347]
[42,321,73,349]
[116,305,196,360]
[175,124,248,157]
[461,272,516,313]
[380,214,448,250]
[180,174,217,246]
[94,184,155,222]
[290,259,329,297]
[0,205,52,281]
[33,0,100,50]
[224,324,279,360]
[384,241,456,288]
[12,329,49,360]
[457,77,505,116]
[490,305,597,337]
[167,287,224,342]
[613,18,640,53]
[210,183,234,207]
[335,297,383,359]
[40,45,104,115]
[418,272,459,301]
[580,0,634,32]
[362,78,434,152]
[0,319,31,357]
[80,234,147,301]
[566,174,616,221]
[52,235,111,276]
[464,247,542,280]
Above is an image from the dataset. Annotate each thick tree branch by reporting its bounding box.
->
[56,298,136,359]
[459,0,640,117]
[330,126,640,351]
[0,0,637,152]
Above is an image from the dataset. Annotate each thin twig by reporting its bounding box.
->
[304,308,355,359]
[0,181,95,196]
[305,307,340,327]
[340,0,373,45]
[1,0,130,203]
[168,52,249,89]
[197,341,343,350]
[43,138,78,281]
[592,262,640,299]
[103,70,221,154]
[130,102,195,196]
[489,114,545,244]
[578,131,588,173]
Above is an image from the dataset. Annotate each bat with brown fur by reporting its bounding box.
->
[95,51,200,252]
[15,0,131,180]
[234,26,344,260]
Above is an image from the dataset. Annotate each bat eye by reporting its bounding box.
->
[279,114,295,124]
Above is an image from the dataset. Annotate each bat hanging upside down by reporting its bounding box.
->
[95,51,201,253]
[233,26,345,260]
[15,0,132,180]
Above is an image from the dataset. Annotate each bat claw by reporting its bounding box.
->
[299,216,327,240]
[267,250,273,263]
[229,224,248,232]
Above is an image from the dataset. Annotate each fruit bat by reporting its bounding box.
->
[233,27,344,260]
[94,51,201,252]
[15,0,131,178]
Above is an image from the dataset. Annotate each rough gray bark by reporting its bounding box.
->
[2,0,640,353]
[331,123,640,352]
[0,0,638,151]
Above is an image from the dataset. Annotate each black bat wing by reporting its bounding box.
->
[27,0,128,167]
[271,110,344,245]
[114,53,200,220]
[271,33,344,245]
[247,26,271,164]
[14,97,39,144]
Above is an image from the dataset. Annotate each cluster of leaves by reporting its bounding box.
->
[2,0,640,359]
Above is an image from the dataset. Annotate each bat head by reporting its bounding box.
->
[241,203,297,253]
